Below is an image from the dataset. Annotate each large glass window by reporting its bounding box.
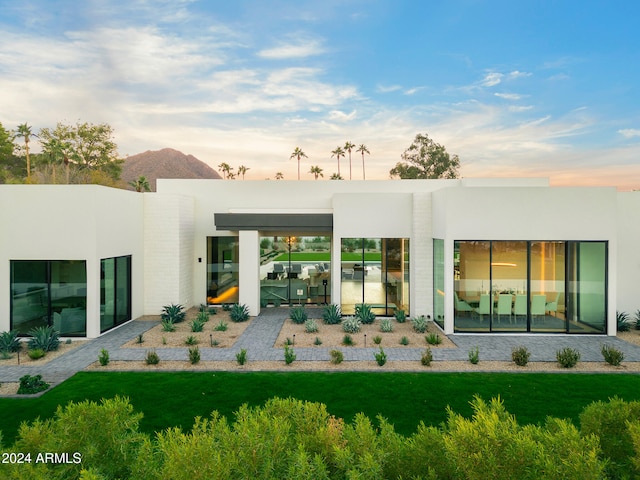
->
[433,239,445,329]
[100,255,132,333]
[11,260,87,336]
[259,235,331,306]
[341,238,409,316]
[207,237,239,305]
[454,241,607,333]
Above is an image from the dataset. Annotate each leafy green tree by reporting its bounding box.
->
[38,137,72,184]
[344,141,355,180]
[128,175,151,192]
[356,143,370,180]
[38,122,123,185]
[0,122,22,183]
[331,146,344,177]
[309,165,323,180]
[14,123,35,182]
[290,147,307,180]
[390,133,460,179]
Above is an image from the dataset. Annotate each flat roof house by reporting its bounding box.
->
[2,178,639,338]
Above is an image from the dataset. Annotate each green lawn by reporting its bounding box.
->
[2,371,640,445]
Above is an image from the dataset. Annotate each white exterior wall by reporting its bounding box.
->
[617,192,640,315]
[0,185,144,337]
[411,193,432,318]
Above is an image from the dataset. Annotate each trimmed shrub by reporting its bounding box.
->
[512,345,531,366]
[290,305,308,324]
[236,349,248,365]
[425,332,442,345]
[556,347,580,368]
[304,318,319,333]
[421,348,433,366]
[161,320,175,332]
[380,318,393,332]
[0,330,21,353]
[374,347,387,366]
[468,346,480,364]
[17,374,49,394]
[27,325,60,352]
[373,335,382,345]
[230,303,250,322]
[284,345,296,365]
[601,343,624,366]
[214,320,228,331]
[28,348,46,360]
[341,316,362,333]
[330,349,344,364]
[342,334,354,346]
[322,304,342,324]
[188,346,200,364]
[399,336,409,346]
[394,309,407,323]
[161,303,186,323]
[98,348,110,366]
[145,350,160,365]
[355,303,376,324]
[411,315,428,333]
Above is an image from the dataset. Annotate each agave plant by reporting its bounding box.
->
[411,315,428,333]
[322,304,342,325]
[230,303,250,322]
[355,303,376,324]
[379,318,393,333]
[290,305,308,324]
[161,304,186,323]
[0,330,21,353]
[27,325,60,352]
[342,316,362,334]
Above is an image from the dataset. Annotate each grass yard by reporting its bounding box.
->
[2,371,640,445]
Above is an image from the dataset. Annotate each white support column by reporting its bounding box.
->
[239,230,260,316]
[332,233,341,308]
[444,238,455,335]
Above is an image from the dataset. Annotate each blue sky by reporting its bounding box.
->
[1,0,639,188]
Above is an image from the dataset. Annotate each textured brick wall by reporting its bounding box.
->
[412,193,433,317]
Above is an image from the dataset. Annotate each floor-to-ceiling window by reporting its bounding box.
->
[454,240,607,333]
[259,235,331,305]
[207,237,239,305]
[11,260,87,336]
[341,238,409,315]
[100,255,132,333]
[433,239,445,329]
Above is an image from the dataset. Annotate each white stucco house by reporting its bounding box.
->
[2,177,638,338]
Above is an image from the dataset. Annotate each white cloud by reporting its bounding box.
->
[257,38,325,59]
[481,72,503,87]
[619,129,640,138]
[494,93,523,100]
[508,70,531,79]
[376,84,402,93]
[328,110,357,121]
[404,86,425,95]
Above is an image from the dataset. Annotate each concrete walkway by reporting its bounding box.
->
[3,308,640,388]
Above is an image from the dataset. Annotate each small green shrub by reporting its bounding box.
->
[556,347,580,368]
[374,347,387,366]
[468,346,480,365]
[199,303,215,314]
[601,344,624,366]
[284,337,293,346]
[161,336,167,345]
[617,311,631,332]
[512,345,531,366]
[230,303,250,322]
[635,309,640,330]
[421,347,433,366]
[196,310,209,323]
[425,332,442,345]
[136,333,145,343]
[0,330,20,353]
[411,315,428,333]
[214,320,228,331]
[210,338,219,347]
[27,325,60,352]
[290,305,308,324]
[236,348,248,365]
[188,346,200,364]
[17,374,49,394]
[394,309,407,323]
[284,345,296,364]
[304,318,319,333]
[342,316,362,333]
[222,303,232,311]
[28,348,46,360]
[190,318,205,332]
[98,348,110,366]
[342,334,354,346]
[145,350,160,365]
[161,303,186,323]
[161,320,175,332]
[355,303,376,324]
[400,336,409,346]
[373,335,382,345]
[330,349,344,364]
[379,318,393,332]
[322,304,342,325]
[185,335,198,346]
[313,337,323,345]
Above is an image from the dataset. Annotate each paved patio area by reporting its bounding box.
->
[2,307,640,388]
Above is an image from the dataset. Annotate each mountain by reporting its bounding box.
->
[122,148,221,191]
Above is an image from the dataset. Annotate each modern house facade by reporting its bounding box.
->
[2,178,638,338]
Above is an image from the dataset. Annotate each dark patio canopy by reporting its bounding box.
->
[214,213,333,232]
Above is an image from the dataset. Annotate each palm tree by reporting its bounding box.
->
[128,175,151,192]
[356,144,370,180]
[15,123,35,182]
[329,173,343,180]
[309,165,324,180]
[290,147,307,180]
[331,146,345,177]
[217,162,232,179]
[275,172,284,180]
[238,165,250,180]
[344,141,355,180]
